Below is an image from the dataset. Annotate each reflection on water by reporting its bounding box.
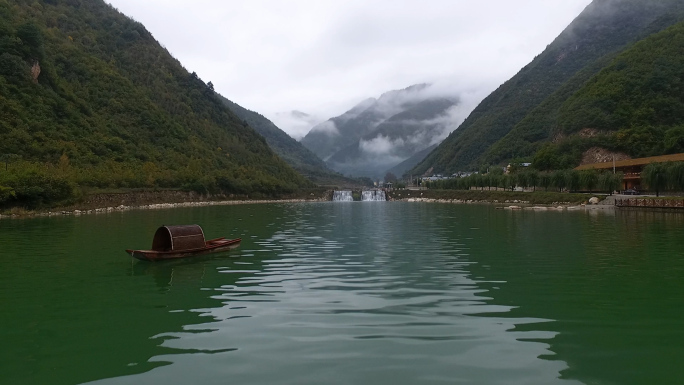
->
[1,203,683,385]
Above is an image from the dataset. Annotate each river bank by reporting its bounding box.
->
[392,196,615,212]
[387,189,684,212]
[0,188,331,219]
[387,189,598,205]
[9,188,673,220]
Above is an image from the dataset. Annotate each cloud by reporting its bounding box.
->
[308,120,339,136]
[423,90,486,141]
[353,87,483,161]
[106,0,593,137]
[360,135,405,155]
[271,110,322,140]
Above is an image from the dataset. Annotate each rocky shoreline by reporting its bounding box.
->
[392,196,615,211]
[2,190,620,220]
[0,198,328,219]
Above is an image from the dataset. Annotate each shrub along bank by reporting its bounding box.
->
[0,160,320,210]
[423,169,622,195]
[389,189,592,205]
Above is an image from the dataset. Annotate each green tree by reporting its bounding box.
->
[642,162,668,196]
[527,170,539,192]
[539,172,552,191]
[664,126,684,153]
[552,170,567,192]
[609,172,623,194]
[666,162,684,191]
[501,174,514,191]
[580,170,599,193]
[516,172,529,190]
[598,172,615,194]
[0,53,29,82]
[16,22,44,61]
[566,170,581,192]
[490,166,504,176]
[532,145,560,171]
[475,174,486,190]
[489,174,501,190]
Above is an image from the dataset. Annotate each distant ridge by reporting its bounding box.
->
[221,97,357,185]
[386,144,438,179]
[301,84,458,178]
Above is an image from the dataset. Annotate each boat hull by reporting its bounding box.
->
[126,238,241,261]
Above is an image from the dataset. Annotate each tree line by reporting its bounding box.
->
[0,157,303,209]
[424,162,684,197]
[641,162,684,197]
[424,169,623,194]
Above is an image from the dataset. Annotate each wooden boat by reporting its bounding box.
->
[126,224,241,261]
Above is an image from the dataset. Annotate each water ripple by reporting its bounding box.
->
[78,203,632,385]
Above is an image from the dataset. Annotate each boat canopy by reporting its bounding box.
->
[152,225,206,252]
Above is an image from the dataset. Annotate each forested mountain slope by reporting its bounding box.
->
[221,97,346,183]
[0,0,309,207]
[385,144,437,179]
[300,96,378,161]
[531,20,684,169]
[410,0,684,175]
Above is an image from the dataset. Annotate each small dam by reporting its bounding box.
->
[332,190,386,202]
[332,191,354,201]
[361,190,386,201]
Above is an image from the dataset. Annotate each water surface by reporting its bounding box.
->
[1,202,683,384]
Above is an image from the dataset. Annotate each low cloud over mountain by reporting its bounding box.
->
[272,110,323,140]
[300,83,478,178]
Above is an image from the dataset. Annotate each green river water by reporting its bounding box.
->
[1,202,683,385]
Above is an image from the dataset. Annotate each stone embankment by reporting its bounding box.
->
[393,196,614,211]
[0,197,327,219]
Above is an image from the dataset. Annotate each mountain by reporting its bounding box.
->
[531,19,684,169]
[325,98,456,178]
[272,110,322,141]
[385,144,438,179]
[0,0,310,207]
[301,84,459,178]
[220,97,341,182]
[300,97,378,161]
[411,0,684,175]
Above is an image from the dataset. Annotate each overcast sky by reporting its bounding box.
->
[106,0,592,139]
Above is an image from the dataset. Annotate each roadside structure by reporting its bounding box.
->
[575,153,684,190]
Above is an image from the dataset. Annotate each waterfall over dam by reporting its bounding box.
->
[332,191,354,201]
[362,190,386,201]
[331,190,386,201]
